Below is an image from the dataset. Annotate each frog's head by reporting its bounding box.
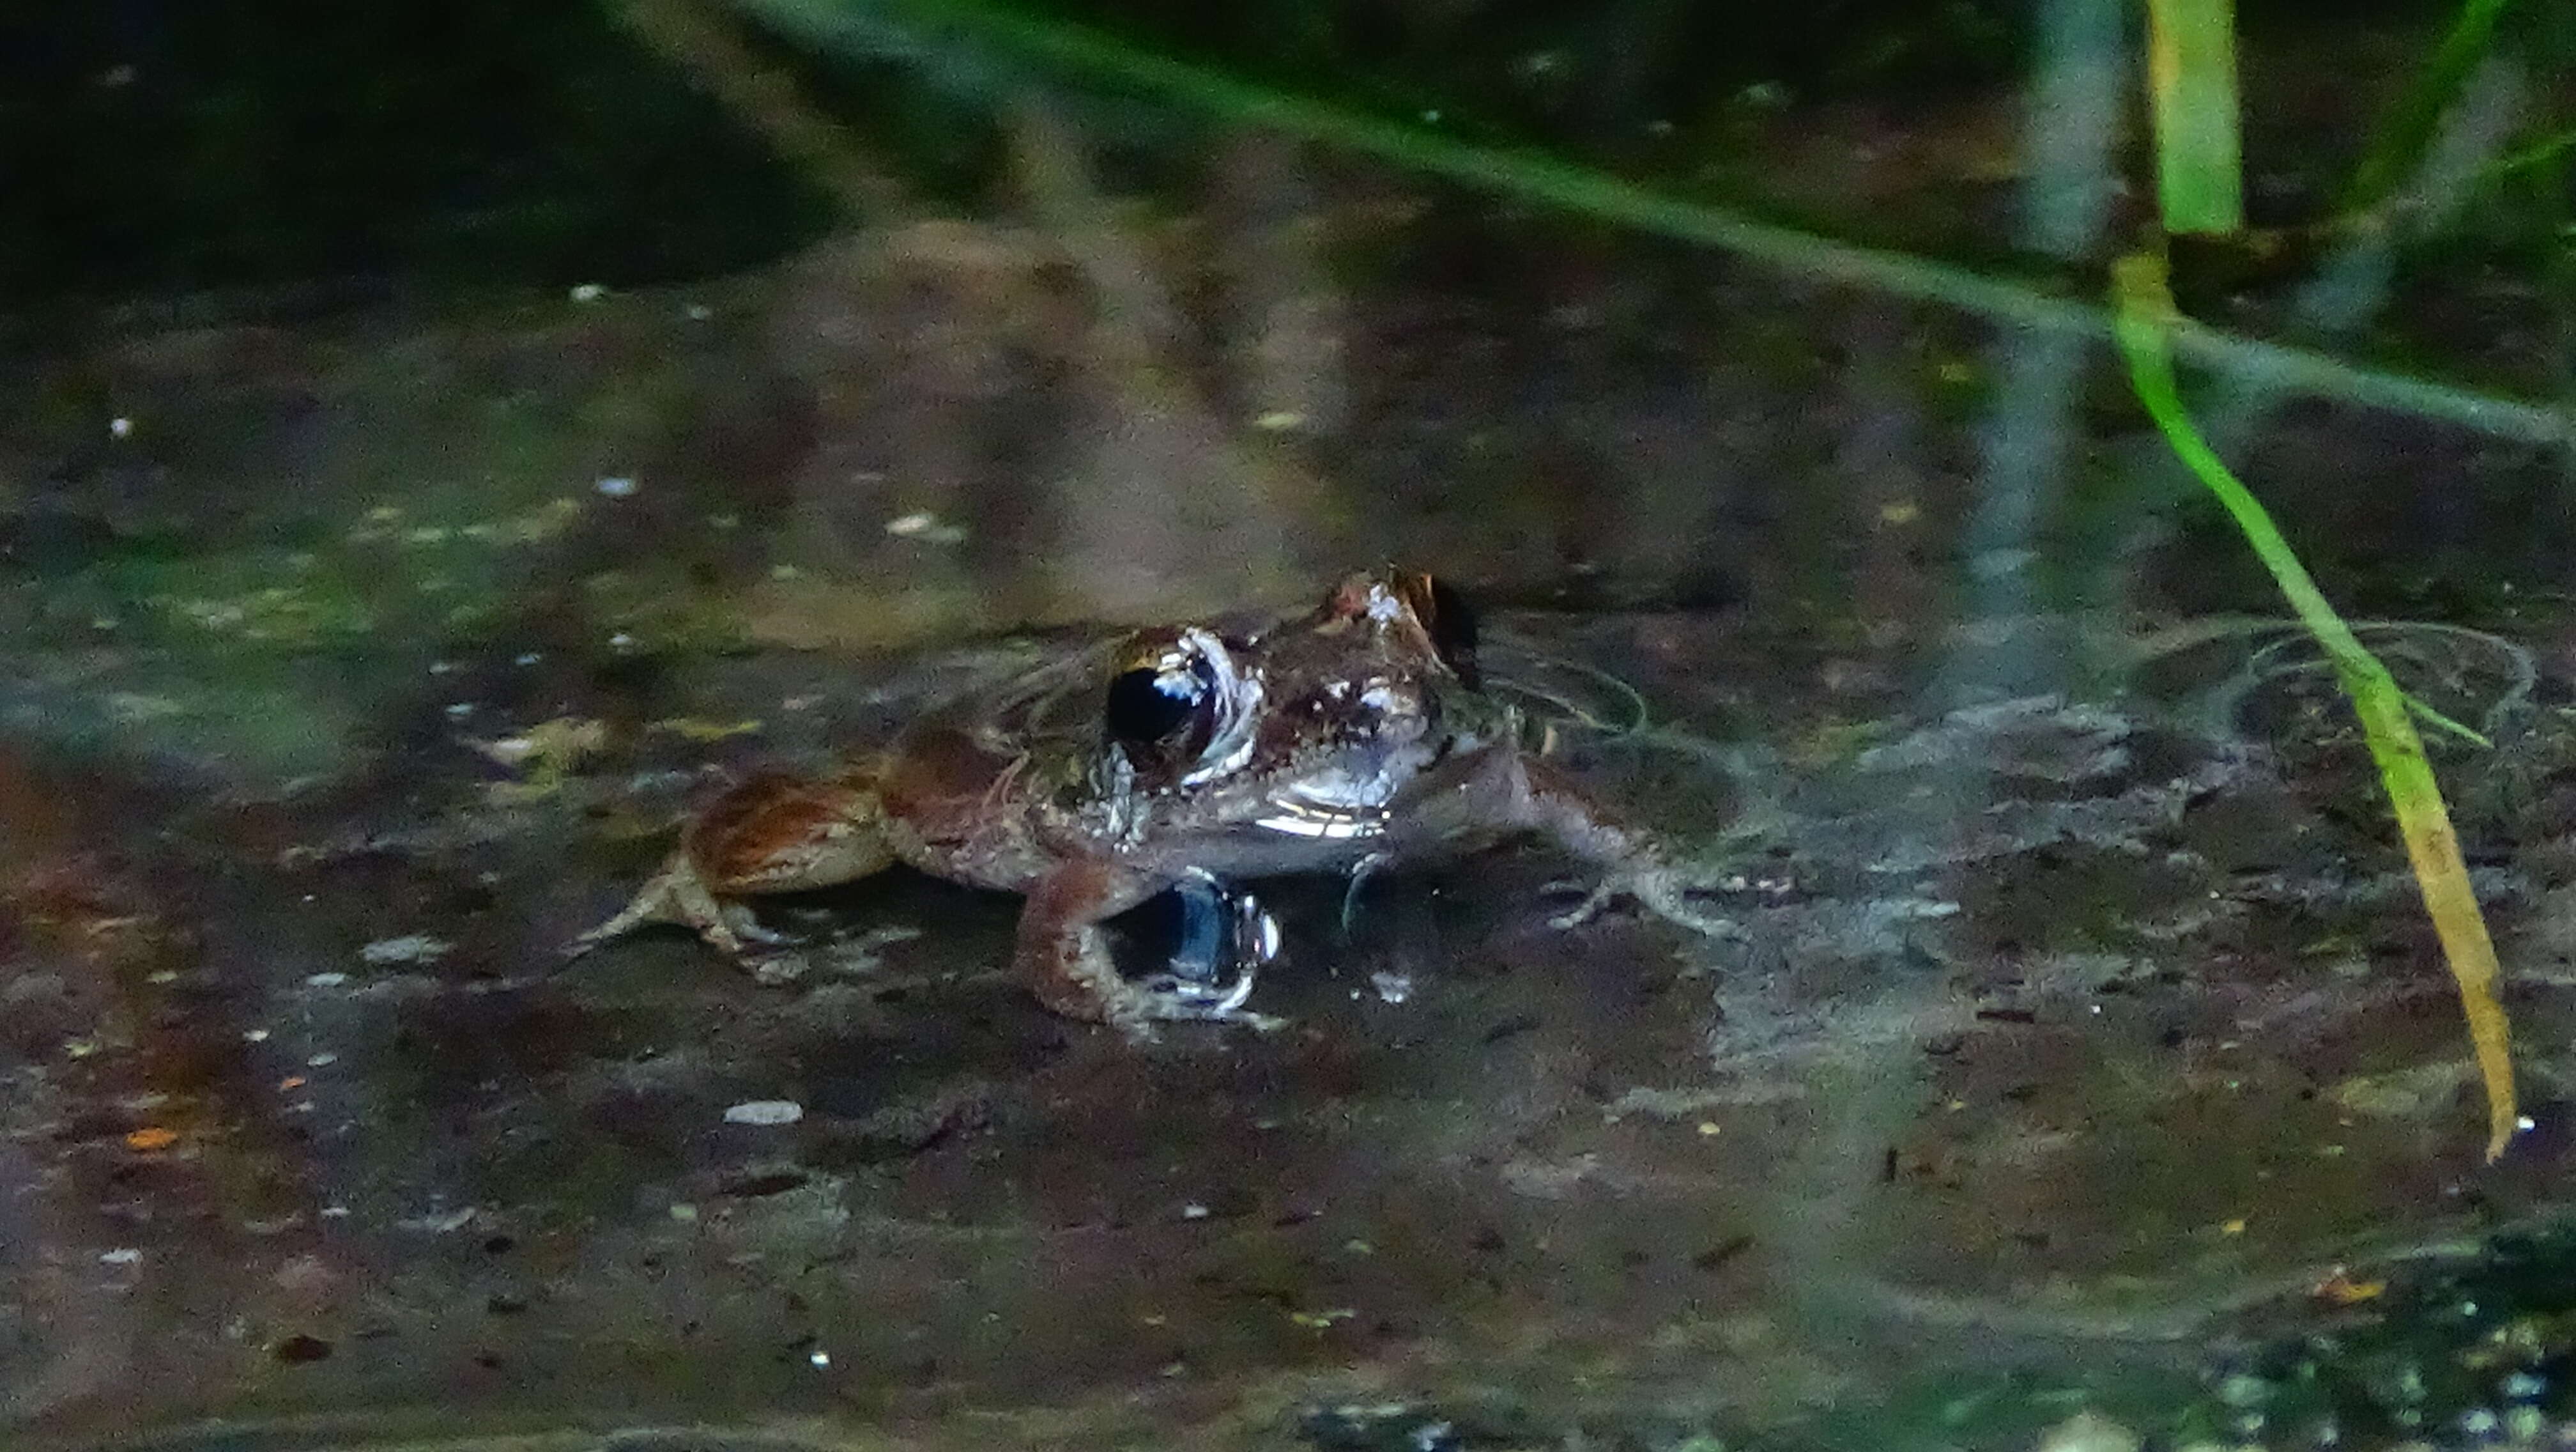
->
[1098,570,1483,821]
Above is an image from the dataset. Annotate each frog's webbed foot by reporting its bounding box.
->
[569,769,894,966]
[1515,757,1741,943]
[566,849,786,961]
[1546,860,1742,942]
[1131,971,1288,1032]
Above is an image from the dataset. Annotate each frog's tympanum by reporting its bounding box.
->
[573,571,1725,1034]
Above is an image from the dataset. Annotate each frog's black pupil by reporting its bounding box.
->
[1424,576,1481,688]
[1105,666,1200,745]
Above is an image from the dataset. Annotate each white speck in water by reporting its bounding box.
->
[305,972,349,988]
[1181,1203,1210,1220]
[685,303,712,321]
[109,417,134,438]
[723,1100,803,1126]
[595,475,637,498]
[2517,1114,2537,1132]
[428,660,456,675]
[884,511,967,544]
[569,283,606,302]
[243,1028,271,1042]
[443,702,475,720]
[321,1205,349,1218]
[1370,971,1413,1005]
[307,1053,337,1068]
[668,1203,698,1222]
[360,935,451,966]
[608,632,636,650]
[1421,109,1441,123]
[514,652,542,667]
[99,1248,141,1265]
[808,1349,831,1369]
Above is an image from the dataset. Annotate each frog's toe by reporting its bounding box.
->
[1133,963,1282,1030]
[743,950,813,985]
[1544,879,1622,931]
[1549,867,1742,942]
[1636,881,1742,941]
[719,902,795,947]
[1144,994,1288,1033]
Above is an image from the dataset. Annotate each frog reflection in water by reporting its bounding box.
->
[573,571,1728,1035]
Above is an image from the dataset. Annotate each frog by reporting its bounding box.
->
[569,569,1731,1036]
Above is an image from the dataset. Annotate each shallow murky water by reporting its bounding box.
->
[8,189,2576,1452]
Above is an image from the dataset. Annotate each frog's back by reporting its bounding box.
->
[875,635,1120,890]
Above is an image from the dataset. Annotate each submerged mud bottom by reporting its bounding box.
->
[39,1210,2576,1452]
[8,619,2576,1452]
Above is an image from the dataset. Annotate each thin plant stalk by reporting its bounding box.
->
[2113,252,2518,1162]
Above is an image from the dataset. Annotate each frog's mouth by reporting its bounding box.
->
[1252,773,1391,840]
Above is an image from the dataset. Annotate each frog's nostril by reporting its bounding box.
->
[1414,574,1481,687]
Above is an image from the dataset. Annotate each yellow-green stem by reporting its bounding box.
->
[2113,252,2517,1162]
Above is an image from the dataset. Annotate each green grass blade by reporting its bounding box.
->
[2145,0,2244,235]
[2343,0,2520,213]
[733,0,2576,447]
[2114,252,2518,1162]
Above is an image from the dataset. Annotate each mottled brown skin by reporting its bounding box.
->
[572,570,1728,1035]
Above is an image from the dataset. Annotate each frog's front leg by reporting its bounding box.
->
[1014,859,1283,1038]
[569,768,896,961]
[1513,757,1738,939]
[1395,747,1735,941]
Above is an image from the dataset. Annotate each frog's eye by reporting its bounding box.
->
[1402,573,1482,688]
[1104,626,1259,782]
[1105,658,1215,748]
